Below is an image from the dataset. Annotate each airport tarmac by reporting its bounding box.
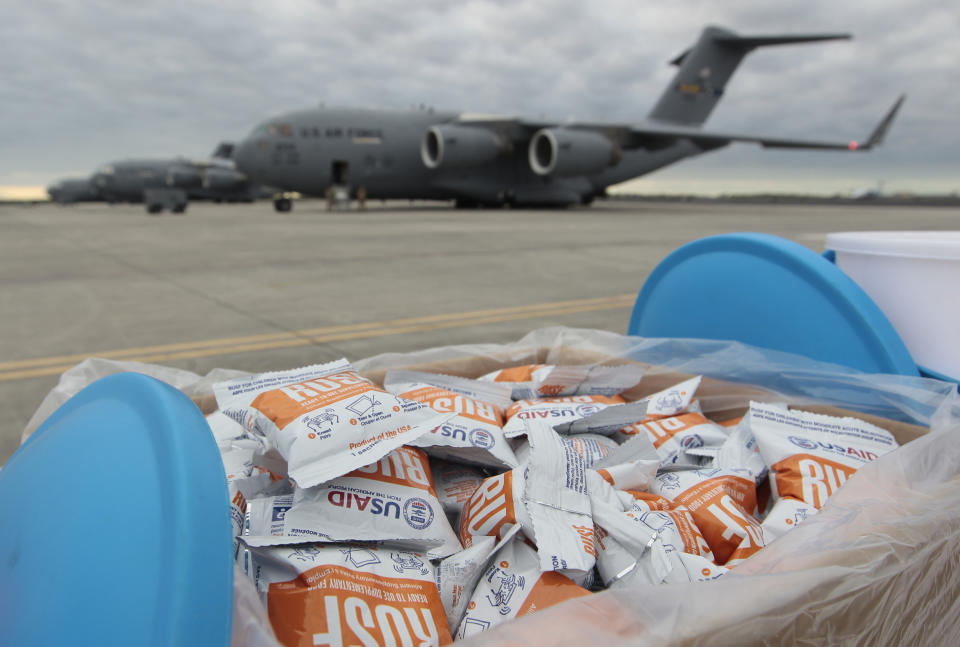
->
[3,198,959,465]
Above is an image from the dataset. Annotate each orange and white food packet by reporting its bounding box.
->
[458,468,527,548]
[245,542,452,647]
[611,376,701,443]
[383,370,518,469]
[617,411,729,469]
[588,473,717,586]
[220,438,261,555]
[501,395,626,438]
[245,446,462,559]
[650,468,766,567]
[760,497,818,541]
[513,432,619,467]
[458,421,596,581]
[214,359,452,488]
[431,459,488,523]
[454,534,591,640]
[436,534,503,634]
[479,363,644,400]
[748,402,900,510]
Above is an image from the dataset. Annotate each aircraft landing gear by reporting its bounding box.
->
[274,198,293,212]
[171,203,187,214]
[146,203,164,214]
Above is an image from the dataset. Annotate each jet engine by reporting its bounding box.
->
[203,168,248,190]
[421,125,508,170]
[528,128,621,177]
[166,166,203,189]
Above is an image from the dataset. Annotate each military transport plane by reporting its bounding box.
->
[234,25,905,212]
[46,177,102,204]
[89,143,267,213]
[48,144,267,213]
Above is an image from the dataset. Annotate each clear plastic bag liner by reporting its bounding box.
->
[355,328,955,426]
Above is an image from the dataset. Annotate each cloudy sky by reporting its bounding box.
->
[3,0,958,194]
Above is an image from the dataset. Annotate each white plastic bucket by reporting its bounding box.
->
[826,231,960,379]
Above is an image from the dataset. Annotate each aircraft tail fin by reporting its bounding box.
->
[211,142,236,160]
[648,26,850,126]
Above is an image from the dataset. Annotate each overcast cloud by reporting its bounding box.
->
[3,0,958,193]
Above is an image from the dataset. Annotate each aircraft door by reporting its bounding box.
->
[331,160,350,185]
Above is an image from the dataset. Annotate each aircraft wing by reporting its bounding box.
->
[626,94,905,152]
[477,94,905,153]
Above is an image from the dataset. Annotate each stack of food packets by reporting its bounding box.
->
[211,359,901,646]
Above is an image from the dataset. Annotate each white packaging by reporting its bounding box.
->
[245,446,461,559]
[523,420,596,577]
[244,542,452,646]
[588,471,713,587]
[479,363,645,400]
[207,409,250,447]
[513,433,619,468]
[221,438,261,555]
[748,402,900,510]
[384,370,518,469]
[501,395,626,438]
[454,535,591,640]
[686,423,768,483]
[618,411,729,469]
[214,359,452,488]
[641,376,703,419]
[590,432,661,492]
[553,400,649,435]
[431,459,488,520]
[760,497,818,541]
[436,535,498,633]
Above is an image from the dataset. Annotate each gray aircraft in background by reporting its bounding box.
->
[48,143,268,213]
[46,177,102,204]
[234,25,905,212]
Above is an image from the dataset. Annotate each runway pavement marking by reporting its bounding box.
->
[0,294,635,382]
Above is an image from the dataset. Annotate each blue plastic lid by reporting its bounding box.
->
[629,233,919,376]
[0,373,233,646]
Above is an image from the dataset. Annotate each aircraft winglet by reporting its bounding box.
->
[859,94,907,150]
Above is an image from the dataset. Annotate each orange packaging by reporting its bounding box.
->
[458,470,525,548]
[748,401,899,510]
[651,468,765,567]
[214,359,453,488]
[454,534,591,640]
[246,543,452,647]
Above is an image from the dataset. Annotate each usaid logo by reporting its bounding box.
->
[574,404,602,417]
[403,497,434,530]
[788,435,818,451]
[469,428,495,449]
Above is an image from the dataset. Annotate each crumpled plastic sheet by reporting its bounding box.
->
[23,327,960,646]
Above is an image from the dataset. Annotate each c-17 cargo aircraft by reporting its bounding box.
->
[47,143,269,213]
[234,25,905,213]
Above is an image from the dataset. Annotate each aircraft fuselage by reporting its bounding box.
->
[234,107,701,207]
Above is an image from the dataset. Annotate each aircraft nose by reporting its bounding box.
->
[234,137,261,179]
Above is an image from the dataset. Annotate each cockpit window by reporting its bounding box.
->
[268,123,293,137]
